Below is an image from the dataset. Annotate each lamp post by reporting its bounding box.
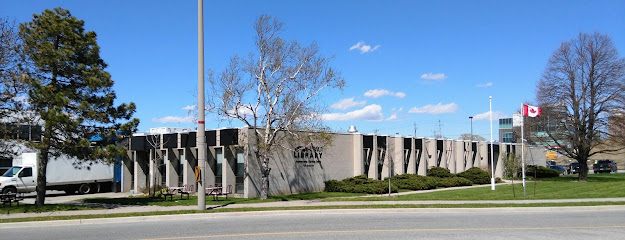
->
[469,116,473,141]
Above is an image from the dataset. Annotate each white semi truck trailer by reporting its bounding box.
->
[0,151,114,195]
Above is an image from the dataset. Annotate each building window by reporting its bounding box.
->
[216,148,223,176]
[502,133,514,143]
[179,149,184,187]
[236,149,244,194]
[160,150,167,186]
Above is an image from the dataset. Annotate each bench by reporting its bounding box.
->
[1,193,23,207]
[179,184,195,200]
[162,190,175,201]
[209,185,233,201]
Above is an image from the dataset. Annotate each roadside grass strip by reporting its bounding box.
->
[2,201,625,223]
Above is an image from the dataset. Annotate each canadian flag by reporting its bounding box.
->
[523,104,541,117]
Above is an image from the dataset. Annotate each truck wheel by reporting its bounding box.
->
[89,183,100,194]
[78,183,92,194]
[2,187,16,195]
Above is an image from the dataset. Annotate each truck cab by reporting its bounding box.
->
[0,165,36,194]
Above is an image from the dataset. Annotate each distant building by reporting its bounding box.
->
[123,127,521,198]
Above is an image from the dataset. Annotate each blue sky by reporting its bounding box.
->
[2,0,624,140]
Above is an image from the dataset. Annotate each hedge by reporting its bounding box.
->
[324,175,398,194]
[389,174,440,190]
[457,167,491,184]
[525,165,560,178]
[426,167,454,178]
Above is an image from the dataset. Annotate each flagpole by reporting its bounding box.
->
[490,96,495,190]
[521,103,526,198]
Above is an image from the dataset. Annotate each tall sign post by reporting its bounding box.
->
[197,0,206,210]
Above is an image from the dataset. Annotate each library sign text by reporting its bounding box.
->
[293,146,323,167]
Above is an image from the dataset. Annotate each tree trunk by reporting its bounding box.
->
[579,160,589,181]
[260,157,270,200]
[35,150,48,206]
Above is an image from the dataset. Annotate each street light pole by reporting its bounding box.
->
[197,0,206,210]
[489,96,495,190]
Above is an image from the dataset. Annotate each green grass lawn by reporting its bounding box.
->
[338,173,625,201]
[0,204,104,214]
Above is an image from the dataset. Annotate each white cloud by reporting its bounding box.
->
[472,111,508,120]
[386,113,398,121]
[420,73,447,80]
[152,115,195,123]
[331,98,366,110]
[322,104,383,121]
[408,102,458,114]
[364,89,406,98]
[182,105,196,111]
[476,82,493,88]
[349,41,380,54]
[226,107,254,117]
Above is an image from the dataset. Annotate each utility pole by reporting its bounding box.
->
[197,0,206,210]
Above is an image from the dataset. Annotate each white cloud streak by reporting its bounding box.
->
[322,104,383,121]
[152,115,195,123]
[364,89,406,98]
[476,82,493,88]
[385,113,398,121]
[182,105,196,111]
[331,98,367,110]
[349,41,380,54]
[408,102,458,114]
[420,73,447,80]
[472,111,508,120]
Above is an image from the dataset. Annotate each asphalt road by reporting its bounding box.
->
[2,208,624,240]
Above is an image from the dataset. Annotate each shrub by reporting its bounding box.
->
[324,175,398,194]
[437,176,473,187]
[427,167,453,178]
[525,165,560,178]
[457,167,491,184]
[390,174,439,190]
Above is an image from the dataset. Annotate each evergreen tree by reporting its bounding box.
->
[19,8,139,206]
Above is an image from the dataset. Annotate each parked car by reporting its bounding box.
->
[568,162,580,174]
[549,165,566,175]
[593,160,617,174]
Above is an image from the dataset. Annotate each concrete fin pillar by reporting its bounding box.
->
[479,141,488,169]
[134,151,148,193]
[453,141,464,173]
[424,139,436,174]
[353,134,363,176]
[394,137,403,175]
[223,146,236,189]
[368,136,378,180]
[495,143,504,178]
[183,148,195,186]
[165,149,178,187]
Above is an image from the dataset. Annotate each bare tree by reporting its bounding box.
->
[207,15,344,199]
[458,133,485,141]
[536,32,625,181]
[0,17,29,159]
